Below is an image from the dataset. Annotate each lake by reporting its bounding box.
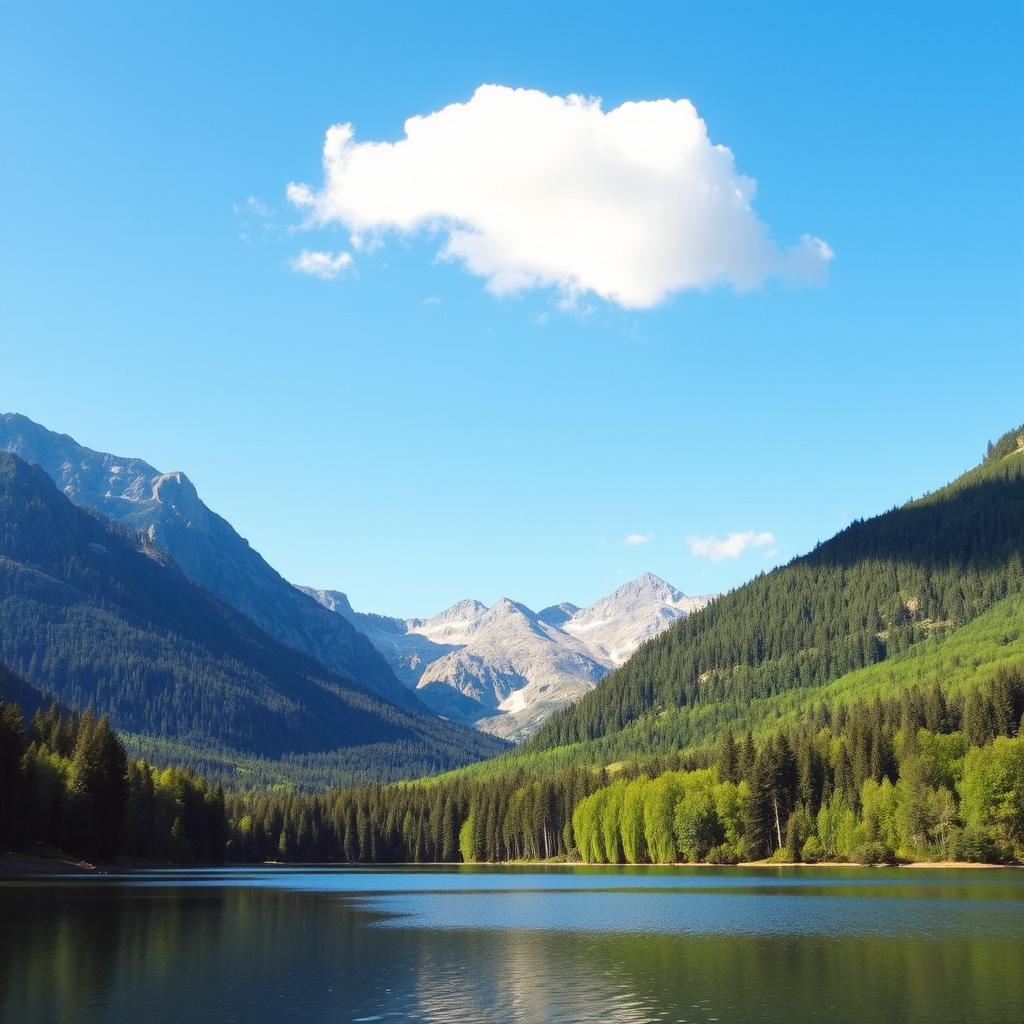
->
[2,865,1022,1023]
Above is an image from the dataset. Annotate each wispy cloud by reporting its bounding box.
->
[688,530,775,561]
[624,533,654,546]
[290,249,353,280]
[287,84,832,309]
[234,195,279,241]
[235,196,274,218]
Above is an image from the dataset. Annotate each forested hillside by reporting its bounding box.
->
[0,662,49,718]
[0,454,506,787]
[532,425,1024,750]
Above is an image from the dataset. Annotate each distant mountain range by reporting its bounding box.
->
[300,573,714,741]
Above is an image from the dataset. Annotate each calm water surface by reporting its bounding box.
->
[1,865,1022,1023]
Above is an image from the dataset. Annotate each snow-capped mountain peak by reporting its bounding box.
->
[563,572,713,666]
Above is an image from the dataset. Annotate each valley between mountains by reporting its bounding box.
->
[0,412,712,757]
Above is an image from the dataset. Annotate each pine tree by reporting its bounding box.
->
[717,730,738,783]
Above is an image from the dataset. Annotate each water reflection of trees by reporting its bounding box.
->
[2,878,1023,1023]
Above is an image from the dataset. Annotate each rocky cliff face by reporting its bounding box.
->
[0,413,414,710]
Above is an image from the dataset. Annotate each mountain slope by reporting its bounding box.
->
[298,590,486,691]
[0,413,414,709]
[0,662,50,718]
[531,424,1024,751]
[304,575,713,741]
[0,453,506,783]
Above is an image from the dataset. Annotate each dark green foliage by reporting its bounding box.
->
[0,700,26,848]
[65,711,127,859]
[716,730,738,783]
[0,453,507,785]
[0,662,50,718]
[0,697,225,863]
[531,427,1024,750]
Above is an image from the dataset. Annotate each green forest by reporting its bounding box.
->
[0,699,225,864]
[2,661,1022,866]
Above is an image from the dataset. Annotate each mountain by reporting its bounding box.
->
[302,574,713,742]
[537,603,580,627]
[562,572,712,666]
[415,599,609,740]
[0,413,414,710]
[0,452,507,786]
[530,423,1024,753]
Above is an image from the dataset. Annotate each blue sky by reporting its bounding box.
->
[2,2,1022,616]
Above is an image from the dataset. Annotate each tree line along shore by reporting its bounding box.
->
[2,664,1022,870]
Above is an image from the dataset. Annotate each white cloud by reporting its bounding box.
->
[688,530,776,561]
[290,249,353,280]
[287,84,832,309]
[624,532,653,545]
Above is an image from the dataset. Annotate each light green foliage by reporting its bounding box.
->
[861,778,899,853]
[600,780,627,864]
[620,779,649,864]
[959,736,1024,861]
[458,813,475,863]
[801,835,824,862]
[572,790,607,863]
[913,729,967,791]
[894,757,933,856]
[643,774,684,863]
[672,770,722,862]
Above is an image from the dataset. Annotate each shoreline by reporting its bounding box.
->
[3,851,1020,877]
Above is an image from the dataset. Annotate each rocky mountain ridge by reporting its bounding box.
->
[302,573,715,741]
[0,412,414,709]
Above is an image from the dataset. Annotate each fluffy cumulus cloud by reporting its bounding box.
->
[688,530,775,561]
[624,533,654,545]
[290,249,353,280]
[287,85,832,308]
